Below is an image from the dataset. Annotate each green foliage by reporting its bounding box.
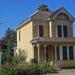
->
[2,28,16,49]
[12,54,20,63]
[12,50,27,63]
[19,50,27,61]
[0,62,17,75]
[31,59,38,64]
[1,28,16,63]
[2,49,11,63]
[0,61,58,75]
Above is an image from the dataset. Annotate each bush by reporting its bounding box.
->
[0,61,58,75]
[31,59,38,64]
[0,62,16,75]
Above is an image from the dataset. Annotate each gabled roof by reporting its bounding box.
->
[50,7,74,21]
[16,6,52,30]
[16,5,75,30]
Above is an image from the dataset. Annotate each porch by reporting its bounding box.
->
[31,37,75,66]
[33,44,55,62]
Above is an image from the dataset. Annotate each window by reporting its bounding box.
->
[57,25,68,38]
[63,46,67,60]
[69,46,74,60]
[38,25,44,37]
[56,46,60,60]
[57,25,62,37]
[19,30,20,41]
[63,26,67,37]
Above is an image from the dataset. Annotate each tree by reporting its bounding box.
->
[1,28,17,63]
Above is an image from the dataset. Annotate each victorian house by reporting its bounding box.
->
[16,4,75,66]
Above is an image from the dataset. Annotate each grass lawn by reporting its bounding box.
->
[63,69,75,72]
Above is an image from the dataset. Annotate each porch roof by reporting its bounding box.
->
[30,37,75,45]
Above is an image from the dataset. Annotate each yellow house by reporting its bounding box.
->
[16,4,75,66]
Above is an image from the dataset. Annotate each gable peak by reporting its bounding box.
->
[37,4,50,11]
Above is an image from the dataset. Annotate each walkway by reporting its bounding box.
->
[58,70,75,75]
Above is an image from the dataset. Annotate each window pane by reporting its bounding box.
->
[63,46,67,60]
[69,46,74,60]
[63,26,67,37]
[39,25,43,37]
[57,25,62,37]
[56,46,60,60]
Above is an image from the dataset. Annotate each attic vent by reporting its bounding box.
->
[37,4,50,11]
[57,13,69,20]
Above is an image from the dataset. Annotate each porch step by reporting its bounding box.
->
[61,66,75,69]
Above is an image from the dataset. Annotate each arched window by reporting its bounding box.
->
[57,13,69,20]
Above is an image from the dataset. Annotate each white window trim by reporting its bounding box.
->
[56,25,67,38]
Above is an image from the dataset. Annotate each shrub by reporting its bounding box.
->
[31,59,38,64]
[0,61,58,75]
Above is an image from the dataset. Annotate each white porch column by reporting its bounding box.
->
[37,44,40,63]
[49,21,52,37]
[60,46,63,60]
[73,46,75,60]
[44,45,47,62]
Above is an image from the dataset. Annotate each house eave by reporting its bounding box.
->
[16,10,39,30]
[16,18,31,30]
[30,37,75,45]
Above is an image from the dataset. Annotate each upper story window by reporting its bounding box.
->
[19,30,20,41]
[57,13,69,20]
[38,25,44,37]
[57,25,68,38]
[63,26,67,37]
[57,25,62,37]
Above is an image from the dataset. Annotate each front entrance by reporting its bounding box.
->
[34,45,55,62]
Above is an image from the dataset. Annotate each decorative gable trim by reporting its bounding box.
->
[50,7,75,21]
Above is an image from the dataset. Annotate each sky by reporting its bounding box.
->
[0,0,75,37]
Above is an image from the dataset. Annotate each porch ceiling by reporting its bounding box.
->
[30,37,75,45]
